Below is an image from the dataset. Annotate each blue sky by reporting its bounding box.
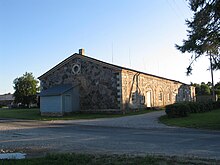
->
[0,0,219,94]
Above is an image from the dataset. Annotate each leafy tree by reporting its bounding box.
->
[207,81,212,88]
[215,82,220,99]
[200,83,211,95]
[176,0,220,75]
[192,82,211,95]
[191,83,201,95]
[13,72,39,108]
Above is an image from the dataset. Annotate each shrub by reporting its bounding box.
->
[213,100,220,109]
[198,102,206,112]
[166,101,220,118]
[165,103,190,118]
[206,101,214,111]
[187,102,200,113]
[197,101,214,112]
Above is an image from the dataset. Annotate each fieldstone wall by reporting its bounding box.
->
[120,69,195,110]
[40,57,120,111]
[39,54,195,113]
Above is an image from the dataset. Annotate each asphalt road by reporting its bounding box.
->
[0,111,220,160]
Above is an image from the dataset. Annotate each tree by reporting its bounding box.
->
[200,82,211,95]
[207,81,212,88]
[176,0,220,75]
[191,82,201,95]
[215,82,220,99]
[192,82,211,95]
[13,72,39,108]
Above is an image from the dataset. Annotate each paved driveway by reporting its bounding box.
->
[0,111,220,160]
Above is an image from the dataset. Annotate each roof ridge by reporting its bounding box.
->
[38,52,189,85]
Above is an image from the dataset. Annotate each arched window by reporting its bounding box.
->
[167,93,171,102]
[159,91,163,101]
[132,93,136,103]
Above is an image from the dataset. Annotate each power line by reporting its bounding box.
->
[173,0,187,18]
[129,47,131,67]
[166,0,185,25]
[111,42,114,63]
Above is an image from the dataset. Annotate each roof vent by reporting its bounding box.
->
[79,48,85,55]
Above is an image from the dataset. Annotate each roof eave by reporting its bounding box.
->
[38,53,122,80]
[38,52,189,86]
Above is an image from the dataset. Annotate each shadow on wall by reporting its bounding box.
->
[176,84,195,102]
[122,74,195,111]
[126,73,149,110]
[123,73,154,111]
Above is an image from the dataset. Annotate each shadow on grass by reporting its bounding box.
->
[159,108,220,130]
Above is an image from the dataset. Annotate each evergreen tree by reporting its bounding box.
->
[176,0,220,75]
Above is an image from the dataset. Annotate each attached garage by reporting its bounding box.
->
[40,84,79,116]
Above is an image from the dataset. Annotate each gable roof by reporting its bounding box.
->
[40,84,74,96]
[38,53,122,80]
[38,52,188,85]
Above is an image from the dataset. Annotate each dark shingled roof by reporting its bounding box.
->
[40,84,73,96]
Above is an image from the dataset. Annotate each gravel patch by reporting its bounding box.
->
[51,110,172,129]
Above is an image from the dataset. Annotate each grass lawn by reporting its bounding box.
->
[2,153,218,165]
[0,108,156,121]
[159,108,220,130]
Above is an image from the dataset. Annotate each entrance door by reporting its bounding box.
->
[64,95,72,112]
[146,91,151,107]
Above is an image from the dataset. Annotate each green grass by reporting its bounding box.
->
[160,108,220,130]
[0,108,155,121]
[1,153,219,165]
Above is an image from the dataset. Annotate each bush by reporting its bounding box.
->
[187,102,200,113]
[197,101,213,112]
[213,100,220,109]
[165,103,190,118]
[165,101,219,118]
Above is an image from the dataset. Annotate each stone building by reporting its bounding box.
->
[38,49,195,116]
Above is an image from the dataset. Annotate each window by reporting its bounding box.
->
[72,63,81,75]
[141,95,145,104]
[183,89,187,101]
[159,91,163,101]
[167,93,171,102]
[132,93,136,103]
